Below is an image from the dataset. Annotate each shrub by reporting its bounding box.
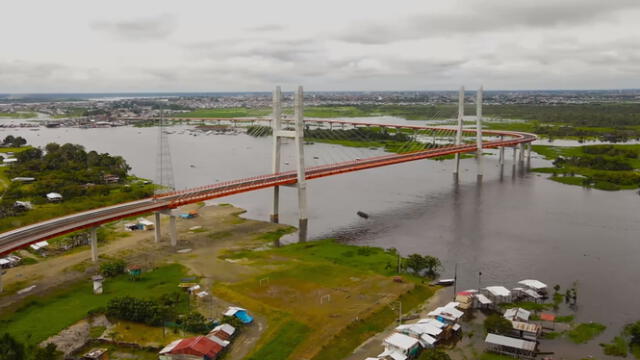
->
[100,259,126,277]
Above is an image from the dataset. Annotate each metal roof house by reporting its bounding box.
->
[223,306,253,324]
[485,333,537,359]
[159,336,224,359]
[46,192,63,202]
[483,286,512,304]
[504,308,531,322]
[382,332,422,359]
[517,279,547,294]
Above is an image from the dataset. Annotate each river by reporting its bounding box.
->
[1,117,638,358]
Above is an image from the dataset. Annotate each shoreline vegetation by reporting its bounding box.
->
[174,103,640,142]
[532,144,640,191]
[0,139,154,232]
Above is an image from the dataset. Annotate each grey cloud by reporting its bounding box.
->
[247,24,286,32]
[91,14,176,41]
[338,0,640,44]
[184,38,320,62]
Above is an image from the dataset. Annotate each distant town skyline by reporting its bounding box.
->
[2,0,639,92]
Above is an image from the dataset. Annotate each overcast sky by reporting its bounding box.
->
[1,0,639,92]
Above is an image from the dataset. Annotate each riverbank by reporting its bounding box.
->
[0,203,439,359]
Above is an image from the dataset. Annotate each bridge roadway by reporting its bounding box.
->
[0,120,535,256]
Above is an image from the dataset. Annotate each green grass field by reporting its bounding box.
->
[0,112,37,119]
[216,239,434,360]
[176,108,271,118]
[0,264,189,345]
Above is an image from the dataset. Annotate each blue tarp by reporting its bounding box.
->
[235,310,253,324]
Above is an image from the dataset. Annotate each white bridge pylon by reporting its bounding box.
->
[270,86,308,243]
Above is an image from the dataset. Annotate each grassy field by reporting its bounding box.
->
[109,321,195,347]
[215,240,435,360]
[0,264,189,345]
[176,108,271,118]
[0,112,37,119]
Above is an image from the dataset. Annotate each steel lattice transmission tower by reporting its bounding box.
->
[155,110,175,194]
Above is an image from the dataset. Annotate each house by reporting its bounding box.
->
[11,177,35,182]
[82,348,109,360]
[512,287,542,302]
[517,279,548,296]
[137,218,155,230]
[381,332,422,359]
[474,293,493,309]
[159,336,224,360]
[510,320,542,341]
[224,306,253,324]
[208,324,236,341]
[13,201,32,210]
[483,286,512,304]
[503,308,531,322]
[46,192,63,202]
[455,290,477,310]
[395,322,443,348]
[0,255,21,269]
[485,333,537,359]
[427,302,464,324]
[103,174,120,184]
[29,241,49,253]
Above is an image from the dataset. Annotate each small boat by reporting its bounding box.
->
[431,278,455,286]
[190,164,196,168]
[356,211,369,219]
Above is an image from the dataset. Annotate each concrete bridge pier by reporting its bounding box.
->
[526,143,532,169]
[169,214,177,247]
[269,85,308,242]
[270,86,283,224]
[518,143,525,164]
[90,227,98,262]
[499,138,505,166]
[154,212,161,243]
[294,86,308,242]
[453,86,464,182]
[0,267,4,293]
[512,146,518,175]
[476,86,484,182]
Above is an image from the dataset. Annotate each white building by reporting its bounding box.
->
[46,192,63,202]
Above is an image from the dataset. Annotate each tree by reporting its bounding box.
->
[406,254,427,273]
[100,259,126,277]
[418,349,452,360]
[484,314,513,335]
[423,255,442,275]
[627,321,640,345]
[30,343,58,360]
[181,312,209,334]
[0,333,25,360]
